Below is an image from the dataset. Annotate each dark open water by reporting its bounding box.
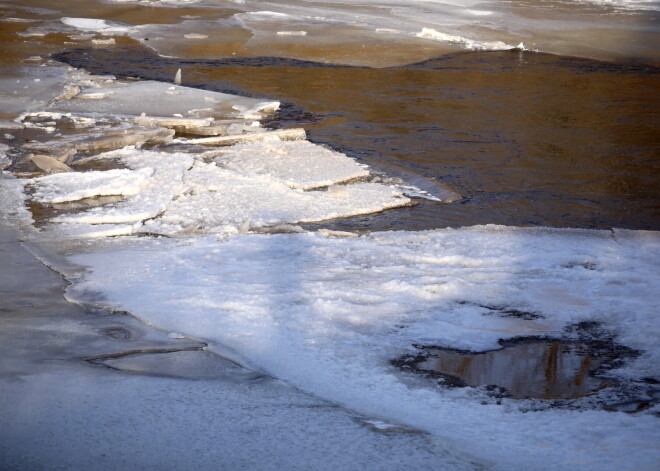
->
[55,45,660,231]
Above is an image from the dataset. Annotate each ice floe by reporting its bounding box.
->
[417,28,513,51]
[24,142,412,237]
[52,149,192,226]
[140,162,409,236]
[61,17,133,35]
[30,168,153,204]
[215,140,370,190]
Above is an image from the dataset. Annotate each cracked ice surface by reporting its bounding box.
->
[141,161,409,236]
[69,226,660,471]
[29,147,409,237]
[53,149,192,226]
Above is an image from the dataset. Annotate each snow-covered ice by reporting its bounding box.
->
[140,161,409,236]
[68,226,660,470]
[27,146,411,236]
[30,168,153,204]
[53,149,192,225]
[61,17,133,35]
[216,140,370,190]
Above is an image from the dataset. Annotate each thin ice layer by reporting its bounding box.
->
[54,149,192,225]
[30,168,153,204]
[216,140,370,189]
[50,81,279,120]
[69,226,660,470]
[141,161,409,235]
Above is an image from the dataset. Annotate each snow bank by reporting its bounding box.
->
[69,226,660,471]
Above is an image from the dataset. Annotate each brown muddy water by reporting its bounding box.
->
[410,341,615,400]
[53,45,660,231]
[392,334,659,406]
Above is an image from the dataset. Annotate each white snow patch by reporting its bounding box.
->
[69,226,660,470]
[183,33,209,39]
[277,31,308,36]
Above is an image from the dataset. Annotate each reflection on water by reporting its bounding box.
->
[413,341,616,400]
[54,46,660,230]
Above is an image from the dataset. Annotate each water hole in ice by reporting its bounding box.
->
[393,324,658,411]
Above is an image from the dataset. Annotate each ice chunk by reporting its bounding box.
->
[216,140,370,190]
[30,154,73,174]
[30,168,153,204]
[54,149,193,225]
[133,116,213,130]
[233,101,280,119]
[24,127,174,155]
[46,222,137,238]
[174,69,182,85]
[141,162,409,236]
[50,81,277,120]
[61,17,132,35]
[182,128,305,146]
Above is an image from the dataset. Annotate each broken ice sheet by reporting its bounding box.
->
[23,126,174,156]
[140,161,410,236]
[53,149,192,225]
[49,81,279,121]
[29,168,153,204]
[215,140,370,190]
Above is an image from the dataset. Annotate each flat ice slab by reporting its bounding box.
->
[54,150,192,225]
[30,168,153,203]
[141,161,408,236]
[50,81,279,120]
[31,148,409,237]
[216,140,370,189]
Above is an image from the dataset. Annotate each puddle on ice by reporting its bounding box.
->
[395,339,629,400]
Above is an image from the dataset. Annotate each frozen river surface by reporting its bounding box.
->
[1,0,659,470]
